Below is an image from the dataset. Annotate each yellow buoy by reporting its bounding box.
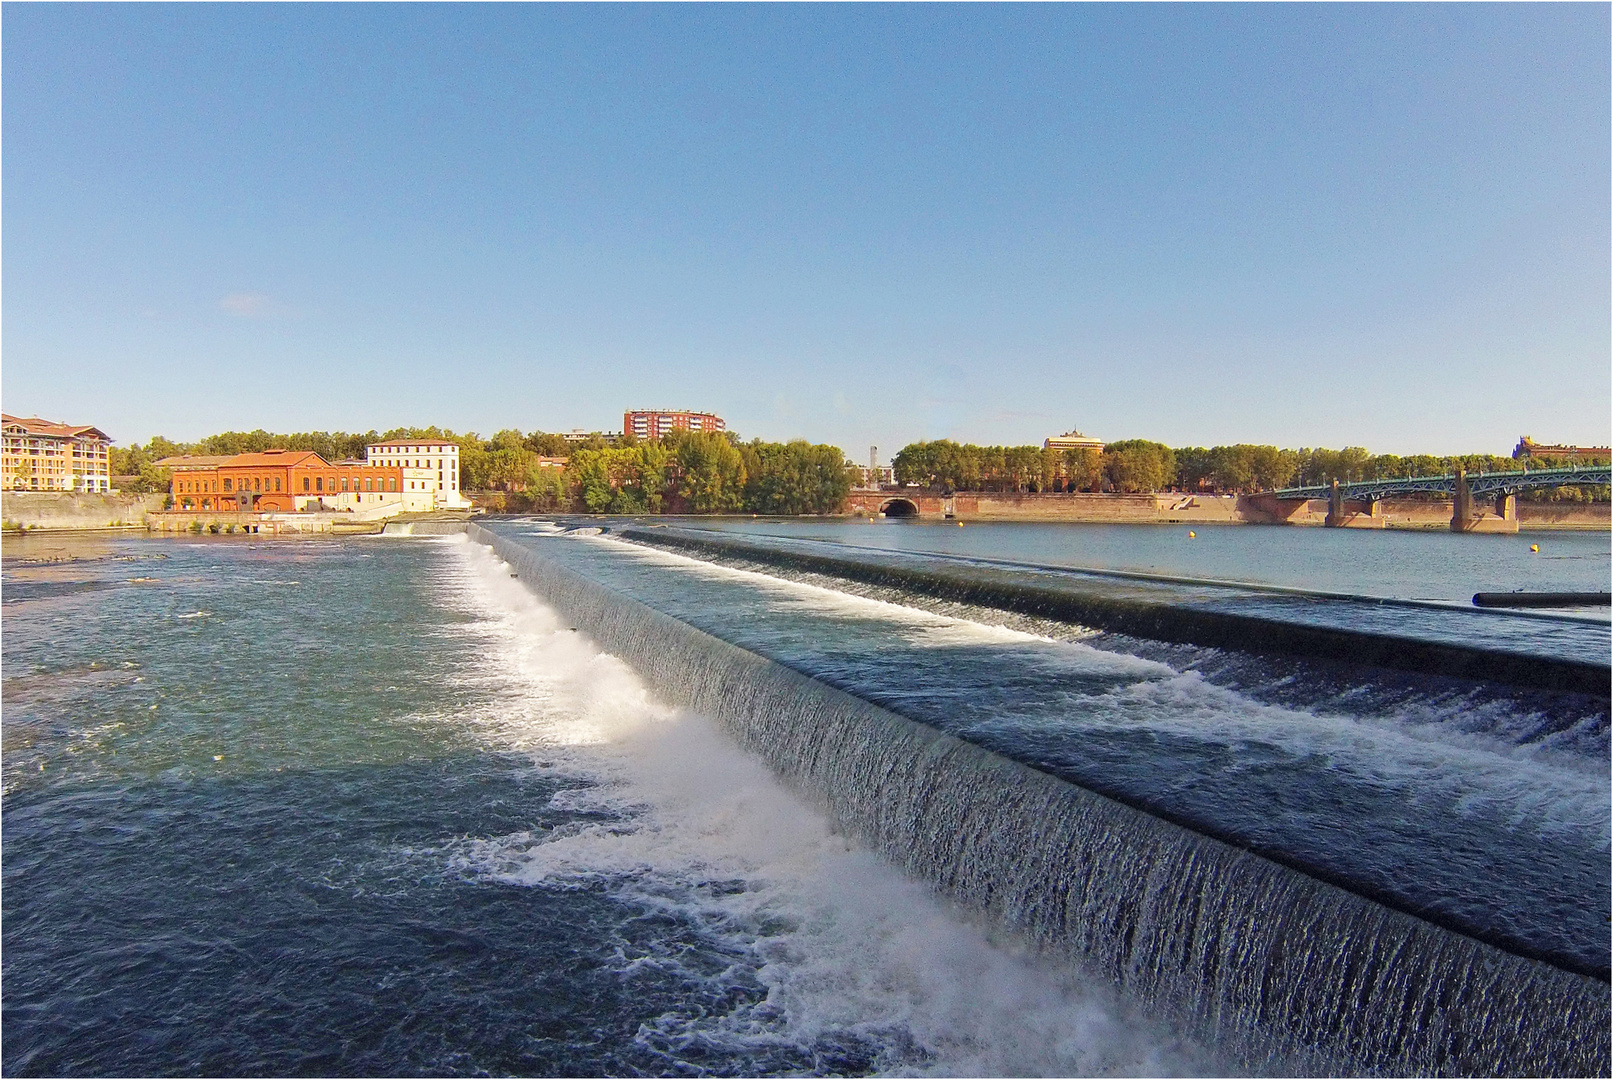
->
[1188,531,1196,538]
[1530,544,1539,552]
[957,521,964,527]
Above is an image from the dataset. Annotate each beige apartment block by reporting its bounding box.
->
[2,414,113,493]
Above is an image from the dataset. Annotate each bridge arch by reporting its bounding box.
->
[879,497,920,518]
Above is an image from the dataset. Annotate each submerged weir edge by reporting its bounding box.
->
[618,526,1611,698]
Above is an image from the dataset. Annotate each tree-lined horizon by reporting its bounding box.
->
[894,440,1610,500]
[111,426,855,515]
[110,427,1609,510]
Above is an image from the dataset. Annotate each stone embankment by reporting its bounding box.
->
[2,492,481,535]
[845,489,1610,530]
[1516,503,1613,529]
[2,492,167,532]
[146,509,477,536]
[145,511,375,535]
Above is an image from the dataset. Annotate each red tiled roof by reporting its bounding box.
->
[153,455,235,468]
[1,413,111,441]
[221,450,329,468]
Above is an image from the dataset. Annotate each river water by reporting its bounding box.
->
[2,532,1203,1076]
[673,518,1612,665]
[688,518,1613,602]
[4,521,1607,1074]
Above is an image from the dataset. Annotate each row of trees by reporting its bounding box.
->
[893,439,1610,498]
[556,432,852,514]
[106,426,1611,505]
[891,440,1178,493]
[111,426,856,514]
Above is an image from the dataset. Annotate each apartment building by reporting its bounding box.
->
[1,414,113,492]
[622,409,725,441]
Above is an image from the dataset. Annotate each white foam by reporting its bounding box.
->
[594,533,1608,848]
[600,535,1173,680]
[442,537,1205,1076]
[1085,671,1611,848]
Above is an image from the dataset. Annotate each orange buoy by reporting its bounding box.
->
[1530,544,1539,552]
[1188,531,1196,538]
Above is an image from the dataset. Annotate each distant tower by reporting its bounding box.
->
[870,446,877,487]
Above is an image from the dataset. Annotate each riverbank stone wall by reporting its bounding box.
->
[2,491,167,531]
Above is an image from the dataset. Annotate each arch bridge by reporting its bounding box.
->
[844,489,955,518]
[1267,465,1611,532]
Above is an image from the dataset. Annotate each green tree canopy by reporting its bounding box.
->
[1101,440,1175,493]
[670,431,746,513]
[744,440,853,515]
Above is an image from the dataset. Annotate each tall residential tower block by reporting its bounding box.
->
[623,409,725,441]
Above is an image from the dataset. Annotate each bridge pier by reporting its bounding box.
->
[1451,471,1519,533]
[1450,469,1471,531]
[1325,481,1385,528]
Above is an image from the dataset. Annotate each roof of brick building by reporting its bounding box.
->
[153,455,236,469]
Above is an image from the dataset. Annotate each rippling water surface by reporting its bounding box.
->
[655,519,1612,663]
[2,533,1201,1077]
[481,522,1611,978]
[689,517,1613,601]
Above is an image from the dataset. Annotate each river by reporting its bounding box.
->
[3,521,1607,1075]
[688,517,1613,602]
[2,531,1203,1076]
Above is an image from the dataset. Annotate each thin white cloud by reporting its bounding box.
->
[220,292,276,318]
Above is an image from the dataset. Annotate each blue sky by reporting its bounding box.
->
[4,4,1608,458]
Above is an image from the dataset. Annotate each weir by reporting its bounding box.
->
[617,526,1611,697]
[468,525,1609,1076]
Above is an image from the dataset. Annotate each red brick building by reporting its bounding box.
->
[1513,436,1612,461]
[622,409,725,441]
[162,450,404,512]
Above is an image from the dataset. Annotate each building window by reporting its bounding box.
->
[223,479,233,492]
[275,477,281,492]
[316,477,323,492]
[303,477,310,492]
[364,478,372,491]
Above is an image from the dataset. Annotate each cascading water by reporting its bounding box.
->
[4,531,1204,1076]
[470,523,1610,1076]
